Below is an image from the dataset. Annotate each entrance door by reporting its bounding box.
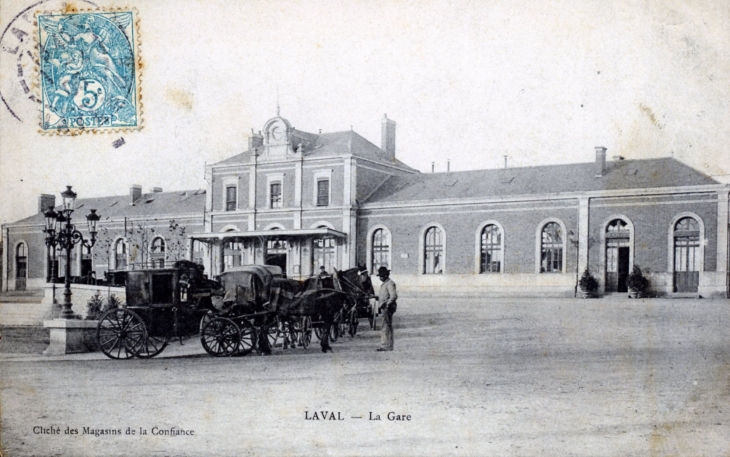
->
[617,247,630,293]
[673,217,700,293]
[266,239,288,273]
[605,237,630,293]
[674,238,699,292]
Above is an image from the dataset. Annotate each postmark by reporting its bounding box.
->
[36,8,141,133]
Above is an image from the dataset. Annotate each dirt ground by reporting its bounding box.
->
[1,296,729,456]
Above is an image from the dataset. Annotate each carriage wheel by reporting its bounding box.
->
[137,334,170,359]
[348,309,359,337]
[237,320,256,356]
[199,312,213,334]
[314,325,325,341]
[300,316,312,349]
[97,308,147,360]
[200,317,241,357]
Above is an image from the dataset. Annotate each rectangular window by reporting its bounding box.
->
[225,186,237,211]
[270,183,282,208]
[316,179,330,207]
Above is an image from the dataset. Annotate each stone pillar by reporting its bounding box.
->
[248,155,258,231]
[578,197,590,274]
[342,156,357,267]
[43,319,99,355]
[718,190,729,273]
[294,155,303,229]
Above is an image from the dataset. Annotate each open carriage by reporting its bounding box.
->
[96,260,220,359]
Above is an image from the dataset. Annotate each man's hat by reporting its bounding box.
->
[376,266,390,277]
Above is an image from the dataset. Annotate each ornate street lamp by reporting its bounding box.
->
[43,186,100,319]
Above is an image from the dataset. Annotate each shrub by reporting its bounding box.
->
[578,270,599,293]
[85,292,105,320]
[107,294,124,309]
[626,265,649,294]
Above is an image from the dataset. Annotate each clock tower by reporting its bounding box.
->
[261,114,293,159]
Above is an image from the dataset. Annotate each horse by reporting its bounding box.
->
[271,265,374,353]
[333,265,376,336]
[270,277,347,353]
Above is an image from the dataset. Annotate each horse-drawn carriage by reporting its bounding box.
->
[96,261,375,359]
[96,260,220,359]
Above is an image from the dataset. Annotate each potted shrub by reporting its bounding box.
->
[626,265,649,298]
[578,270,599,298]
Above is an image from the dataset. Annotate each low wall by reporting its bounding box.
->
[384,273,576,298]
[43,284,126,319]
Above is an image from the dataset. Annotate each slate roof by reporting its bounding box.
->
[8,189,206,226]
[213,129,416,171]
[364,158,719,204]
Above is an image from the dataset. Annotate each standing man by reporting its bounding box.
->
[376,266,397,351]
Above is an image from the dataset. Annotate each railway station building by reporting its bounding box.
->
[3,113,729,298]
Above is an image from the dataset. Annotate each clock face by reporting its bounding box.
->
[271,125,283,141]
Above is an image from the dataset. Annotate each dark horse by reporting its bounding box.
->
[272,265,375,353]
[334,265,376,336]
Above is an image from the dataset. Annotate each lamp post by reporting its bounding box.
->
[43,186,101,319]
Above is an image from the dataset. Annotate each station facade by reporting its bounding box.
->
[3,113,729,298]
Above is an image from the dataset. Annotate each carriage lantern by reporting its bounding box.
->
[43,186,100,319]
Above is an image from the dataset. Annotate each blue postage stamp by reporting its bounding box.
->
[37,10,140,132]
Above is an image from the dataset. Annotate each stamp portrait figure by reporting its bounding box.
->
[38,11,140,132]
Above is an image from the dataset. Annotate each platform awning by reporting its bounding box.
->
[189,227,346,242]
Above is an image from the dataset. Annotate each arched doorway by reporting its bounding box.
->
[673,217,700,293]
[605,219,631,293]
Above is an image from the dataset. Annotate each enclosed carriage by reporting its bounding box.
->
[96,261,219,359]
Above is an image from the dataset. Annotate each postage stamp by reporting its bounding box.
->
[36,9,141,133]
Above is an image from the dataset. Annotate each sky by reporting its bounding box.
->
[1,0,729,226]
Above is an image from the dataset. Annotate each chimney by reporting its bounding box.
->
[130,184,142,205]
[151,187,163,193]
[447,159,451,172]
[594,146,607,177]
[248,129,264,150]
[380,114,396,162]
[38,194,55,213]
[431,162,435,173]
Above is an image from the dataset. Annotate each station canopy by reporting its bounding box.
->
[189,227,346,243]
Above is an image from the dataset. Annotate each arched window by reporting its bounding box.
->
[540,222,563,273]
[371,228,391,273]
[480,224,502,273]
[150,237,166,268]
[114,239,127,270]
[424,226,444,274]
[15,243,27,291]
[673,217,700,292]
